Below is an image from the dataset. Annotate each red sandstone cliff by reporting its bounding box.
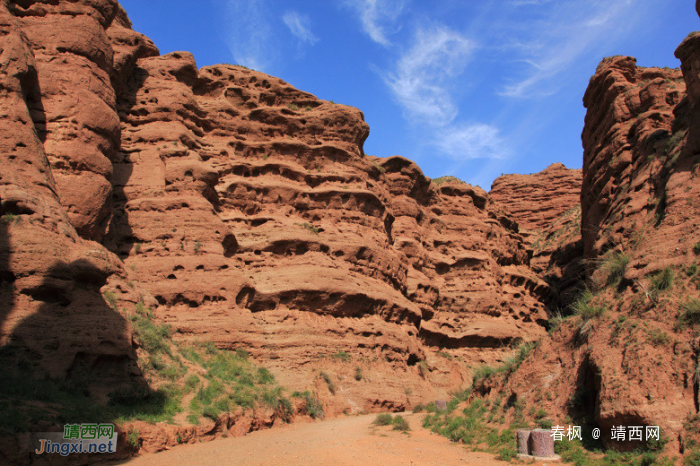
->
[490,164,584,310]
[482,48,700,457]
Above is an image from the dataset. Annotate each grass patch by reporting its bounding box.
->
[572,289,606,321]
[647,328,670,346]
[292,391,324,419]
[103,291,118,309]
[392,415,410,432]
[650,267,674,292]
[431,176,466,186]
[294,222,320,235]
[331,350,351,362]
[130,314,172,356]
[601,251,630,288]
[677,298,700,330]
[373,413,393,426]
[373,413,410,431]
[320,371,336,395]
[472,341,536,386]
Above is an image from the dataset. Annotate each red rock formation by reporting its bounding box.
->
[491,164,584,309]
[0,0,152,386]
[491,52,700,455]
[113,53,550,411]
[490,163,581,236]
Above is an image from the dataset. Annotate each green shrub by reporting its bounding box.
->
[1,213,18,223]
[373,413,393,426]
[678,298,700,329]
[497,447,517,462]
[472,365,496,384]
[103,291,118,309]
[287,103,299,111]
[693,242,700,255]
[685,449,700,466]
[648,328,669,346]
[392,415,410,432]
[131,316,171,355]
[294,222,320,235]
[572,289,605,321]
[126,428,140,449]
[292,391,324,419]
[354,366,363,381]
[331,350,351,362]
[432,176,466,186]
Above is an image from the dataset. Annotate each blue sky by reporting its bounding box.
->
[120,0,698,190]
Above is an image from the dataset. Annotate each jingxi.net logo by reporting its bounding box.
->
[33,424,117,456]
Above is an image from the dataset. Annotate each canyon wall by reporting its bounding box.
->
[490,46,700,454]
[490,163,584,310]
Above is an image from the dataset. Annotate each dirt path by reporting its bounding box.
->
[116,414,556,466]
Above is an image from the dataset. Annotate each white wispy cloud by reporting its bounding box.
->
[436,124,510,161]
[283,11,318,45]
[499,0,639,98]
[384,25,474,126]
[221,0,274,71]
[344,0,406,46]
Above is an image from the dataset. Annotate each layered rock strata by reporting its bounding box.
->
[490,164,584,309]
[113,53,550,410]
[492,52,700,454]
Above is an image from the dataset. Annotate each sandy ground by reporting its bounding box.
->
[113,413,561,466]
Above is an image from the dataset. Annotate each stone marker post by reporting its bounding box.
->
[516,429,531,455]
[529,429,555,458]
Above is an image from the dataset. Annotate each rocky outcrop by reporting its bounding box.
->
[580,56,688,273]
[112,52,550,410]
[490,164,584,310]
[0,0,154,392]
[490,163,581,236]
[490,51,700,455]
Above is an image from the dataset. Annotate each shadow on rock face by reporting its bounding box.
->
[0,223,168,463]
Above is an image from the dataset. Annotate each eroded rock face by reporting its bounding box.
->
[490,163,582,236]
[490,164,584,309]
[495,53,700,453]
[113,52,550,411]
[0,0,153,394]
